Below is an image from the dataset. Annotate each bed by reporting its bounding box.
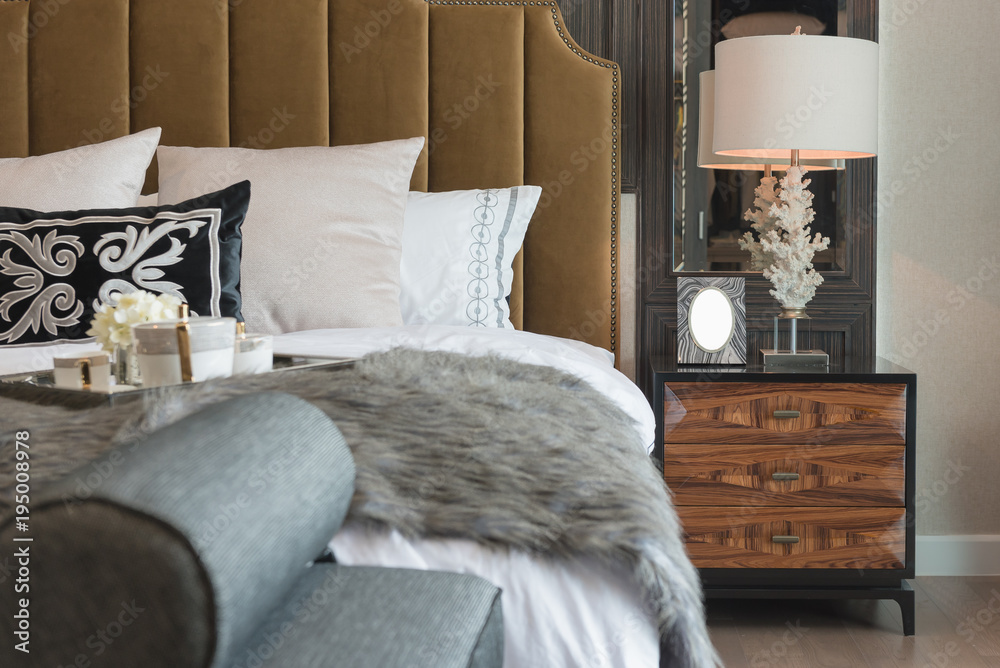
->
[0,1,717,666]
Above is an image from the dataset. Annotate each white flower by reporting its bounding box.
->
[86,290,183,352]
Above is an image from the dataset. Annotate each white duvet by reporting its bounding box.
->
[0,325,661,666]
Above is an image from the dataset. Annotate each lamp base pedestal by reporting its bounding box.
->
[761,349,830,368]
[765,307,828,367]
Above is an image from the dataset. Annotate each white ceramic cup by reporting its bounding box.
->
[133,317,236,387]
[233,334,273,375]
[52,352,111,391]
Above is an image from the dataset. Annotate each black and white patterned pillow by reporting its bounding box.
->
[0,181,250,346]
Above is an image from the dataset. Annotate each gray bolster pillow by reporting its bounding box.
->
[0,392,355,668]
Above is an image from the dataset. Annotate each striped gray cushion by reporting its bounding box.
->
[240,564,503,668]
[0,393,355,668]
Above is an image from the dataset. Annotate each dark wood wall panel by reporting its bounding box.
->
[563,0,637,191]
[563,0,878,397]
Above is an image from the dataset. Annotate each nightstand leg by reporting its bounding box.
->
[894,581,916,636]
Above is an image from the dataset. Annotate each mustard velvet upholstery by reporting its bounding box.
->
[0,1,29,158]
[28,0,130,157]
[427,5,525,192]
[230,0,331,149]
[331,0,430,190]
[0,0,621,361]
[523,8,618,351]
[129,0,230,189]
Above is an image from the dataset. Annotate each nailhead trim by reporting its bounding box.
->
[424,0,620,352]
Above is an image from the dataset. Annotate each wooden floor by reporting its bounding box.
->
[706,577,1000,667]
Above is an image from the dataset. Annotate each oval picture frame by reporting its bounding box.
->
[677,277,747,365]
[688,286,736,353]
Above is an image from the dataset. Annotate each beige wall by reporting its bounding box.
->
[878,0,1000,535]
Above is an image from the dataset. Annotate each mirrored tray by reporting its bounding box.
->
[0,354,354,408]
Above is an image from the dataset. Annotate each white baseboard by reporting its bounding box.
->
[916,535,1000,576]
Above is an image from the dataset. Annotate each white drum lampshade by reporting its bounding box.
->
[698,70,844,171]
[712,34,879,160]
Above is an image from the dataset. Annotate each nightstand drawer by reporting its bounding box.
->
[665,443,904,507]
[662,382,907,445]
[678,506,906,570]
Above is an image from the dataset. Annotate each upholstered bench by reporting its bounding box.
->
[0,393,502,667]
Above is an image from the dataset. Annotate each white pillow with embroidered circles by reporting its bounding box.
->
[400,186,542,328]
[156,138,425,335]
[0,128,161,210]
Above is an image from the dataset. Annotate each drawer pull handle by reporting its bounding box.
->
[773,410,800,419]
[772,535,800,544]
[772,472,800,481]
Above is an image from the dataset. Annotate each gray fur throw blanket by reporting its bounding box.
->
[0,348,718,667]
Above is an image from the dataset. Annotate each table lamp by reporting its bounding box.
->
[711,30,878,366]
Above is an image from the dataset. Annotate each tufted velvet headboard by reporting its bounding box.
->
[0,0,621,362]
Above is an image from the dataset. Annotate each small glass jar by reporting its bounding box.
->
[233,334,273,375]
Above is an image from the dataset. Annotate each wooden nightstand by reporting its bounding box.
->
[651,358,917,635]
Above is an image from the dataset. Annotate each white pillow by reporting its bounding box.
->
[0,128,161,210]
[400,186,541,328]
[156,138,424,335]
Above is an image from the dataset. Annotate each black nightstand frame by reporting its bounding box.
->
[651,358,917,636]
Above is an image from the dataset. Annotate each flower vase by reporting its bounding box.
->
[113,344,141,386]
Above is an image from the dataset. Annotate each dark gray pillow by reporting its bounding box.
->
[0,180,249,346]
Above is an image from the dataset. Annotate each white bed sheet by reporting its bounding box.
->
[331,527,659,668]
[0,325,662,666]
[273,326,660,668]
